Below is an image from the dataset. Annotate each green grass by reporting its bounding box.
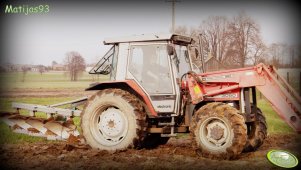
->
[258,99,293,134]
[0,97,75,112]
[0,123,47,144]
[0,71,109,89]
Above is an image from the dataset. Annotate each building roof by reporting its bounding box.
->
[103,33,192,45]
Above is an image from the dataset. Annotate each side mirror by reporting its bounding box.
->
[194,48,199,59]
[184,50,190,63]
[167,44,175,55]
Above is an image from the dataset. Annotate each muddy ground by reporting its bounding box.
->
[0,134,300,170]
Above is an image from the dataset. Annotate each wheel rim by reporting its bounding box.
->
[199,117,232,151]
[91,107,129,146]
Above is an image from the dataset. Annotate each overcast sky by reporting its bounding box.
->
[1,0,300,65]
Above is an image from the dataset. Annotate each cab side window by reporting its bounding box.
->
[129,45,173,94]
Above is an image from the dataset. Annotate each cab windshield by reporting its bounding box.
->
[89,45,119,80]
[173,44,191,77]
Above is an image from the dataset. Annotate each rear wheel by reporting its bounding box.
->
[244,107,267,152]
[81,88,147,151]
[191,102,247,159]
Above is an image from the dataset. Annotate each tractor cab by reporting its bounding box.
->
[89,34,195,114]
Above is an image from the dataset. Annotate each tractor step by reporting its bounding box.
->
[159,114,177,137]
[158,122,175,126]
[158,114,177,126]
[161,133,177,137]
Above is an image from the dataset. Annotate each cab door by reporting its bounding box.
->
[170,44,193,114]
[127,43,176,113]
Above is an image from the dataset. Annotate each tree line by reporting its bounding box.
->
[174,12,301,69]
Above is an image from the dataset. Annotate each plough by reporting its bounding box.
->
[1,97,87,140]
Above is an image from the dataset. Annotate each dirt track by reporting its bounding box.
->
[0,134,300,170]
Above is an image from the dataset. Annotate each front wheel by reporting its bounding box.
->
[244,107,267,152]
[81,89,147,151]
[190,102,247,159]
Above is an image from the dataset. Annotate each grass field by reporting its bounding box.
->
[0,70,296,144]
[0,71,109,89]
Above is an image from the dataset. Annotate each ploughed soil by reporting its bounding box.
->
[0,134,300,170]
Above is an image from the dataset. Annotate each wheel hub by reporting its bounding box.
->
[107,120,115,128]
[96,108,128,144]
[206,121,228,146]
[209,124,224,140]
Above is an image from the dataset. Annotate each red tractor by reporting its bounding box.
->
[2,34,300,159]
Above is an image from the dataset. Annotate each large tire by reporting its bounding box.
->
[143,134,170,148]
[244,107,267,152]
[81,88,147,151]
[190,102,247,159]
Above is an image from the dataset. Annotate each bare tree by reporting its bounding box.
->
[266,43,296,68]
[187,13,264,68]
[285,45,301,68]
[227,12,261,67]
[199,16,231,64]
[250,36,266,65]
[64,51,86,81]
[269,43,281,67]
[175,12,283,70]
[21,66,30,82]
[37,65,46,75]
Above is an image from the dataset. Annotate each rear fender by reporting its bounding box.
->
[86,80,157,117]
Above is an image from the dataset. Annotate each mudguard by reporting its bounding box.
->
[86,80,157,117]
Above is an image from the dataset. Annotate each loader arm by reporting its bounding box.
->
[187,63,301,132]
[255,65,301,132]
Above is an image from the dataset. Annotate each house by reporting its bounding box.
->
[204,54,226,72]
[52,64,65,71]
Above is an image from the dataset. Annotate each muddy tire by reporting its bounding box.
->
[81,88,147,151]
[190,102,247,159]
[143,134,169,148]
[244,108,267,152]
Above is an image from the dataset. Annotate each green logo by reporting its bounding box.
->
[267,150,298,168]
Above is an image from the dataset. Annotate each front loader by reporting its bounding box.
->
[1,33,300,159]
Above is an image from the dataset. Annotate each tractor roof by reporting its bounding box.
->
[103,33,192,45]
